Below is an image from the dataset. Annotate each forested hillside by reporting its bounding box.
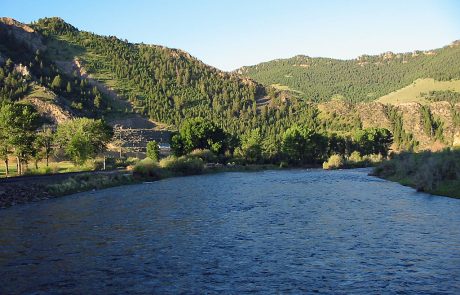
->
[0,17,321,157]
[238,41,460,103]
[1,16,460,161]
[0,18,108,118]
[31,17,277,132]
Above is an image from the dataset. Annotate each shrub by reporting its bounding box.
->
[373,149,460,195]
[363,153,383,164]
[348,151,363,164]
[372,160,396,178]
[92,159,105,170]
[414,165,436,191]
[346,152,383,168]
[113,157,138,168]
[189,149,218,163]
[160,155,204,175]
[133,158,163,178]
[323,154,345,170]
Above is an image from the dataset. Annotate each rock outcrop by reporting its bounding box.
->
[26,97,73,124]
[356,102,392,129]
[319,100,460,150]
[0,17,46,52]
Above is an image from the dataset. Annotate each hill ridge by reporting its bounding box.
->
[237,39,460,103]
[1,16,460,152]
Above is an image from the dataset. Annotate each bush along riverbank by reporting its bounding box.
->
[372,149,460,198]
[322,151,383,170]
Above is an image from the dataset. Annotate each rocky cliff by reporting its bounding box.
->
[0,17,46,52]
[319,100,460,151]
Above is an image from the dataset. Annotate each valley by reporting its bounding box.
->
[1,2,460,293]
[1,16,460,199]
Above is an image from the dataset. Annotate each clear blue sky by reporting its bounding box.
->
[4,0,460,71]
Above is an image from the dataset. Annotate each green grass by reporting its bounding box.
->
[0,160,87,178]
[25,85,56,101]
[386,174,460,199]
[377,78,460,104]
[46,172,135,196]
[433,180,460,198]
[46,35,85,61]
[0,163,18,177]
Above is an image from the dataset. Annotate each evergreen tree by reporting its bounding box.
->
[146,140,160,162]
[66,81,72,93]
[51,75,62,90]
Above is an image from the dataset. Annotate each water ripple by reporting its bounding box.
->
[1,169,460,294]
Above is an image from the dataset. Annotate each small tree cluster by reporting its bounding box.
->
[54,118,113,166]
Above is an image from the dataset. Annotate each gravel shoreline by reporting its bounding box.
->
[0,183,53,208]
[0,170,127,209]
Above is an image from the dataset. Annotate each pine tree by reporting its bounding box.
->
[66,81,72,93]
[51,75,62,90]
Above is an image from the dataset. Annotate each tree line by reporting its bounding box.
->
[0,101,112,176]
[168,117,393,166]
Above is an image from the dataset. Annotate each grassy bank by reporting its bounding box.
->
[43,156,283,199]
[43,151,379,199]
[46,172,136,196]
[0,161,78,178]
[372,150,460,198]
[131,156,283,180]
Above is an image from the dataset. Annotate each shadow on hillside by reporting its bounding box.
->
[46,36,85,61]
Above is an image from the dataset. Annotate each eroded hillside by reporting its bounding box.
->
[318,100,460,150]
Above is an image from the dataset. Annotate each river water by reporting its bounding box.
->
[1,169,459,294]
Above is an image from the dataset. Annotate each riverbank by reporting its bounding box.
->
[0,163,286,209]
[5,153,431,209]
[372,150,460,199]
[0,170,132,208]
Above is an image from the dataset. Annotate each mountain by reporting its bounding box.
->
[31,17,280,131]
[0,17,297,149]
[237,41,460,103]
[1,17,460,152]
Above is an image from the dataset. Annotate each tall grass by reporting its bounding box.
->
[322,154,344,170]
[47,173,134,196]
[133,155,205,179]
[159,155,204,175]
[132,158,164,179]
[373,149,460,197]
[322,152,383,170]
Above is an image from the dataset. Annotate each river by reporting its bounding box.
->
[1,169,459,294]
